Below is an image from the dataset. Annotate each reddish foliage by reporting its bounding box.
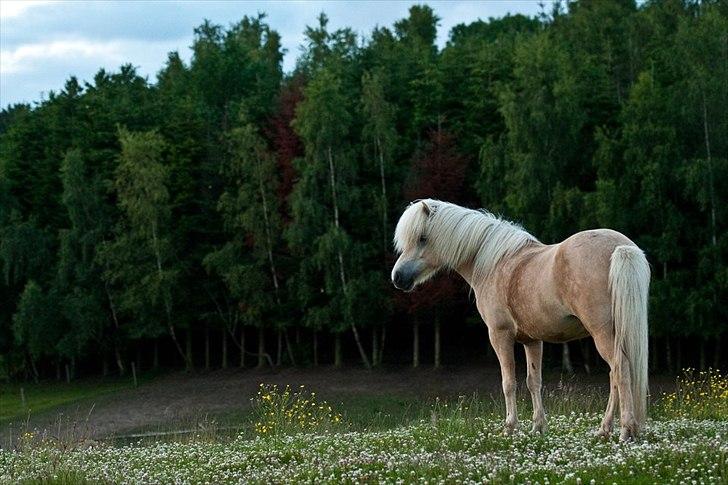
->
[266,74,305,219]
[399,128,470,315]
[404,129,467,203]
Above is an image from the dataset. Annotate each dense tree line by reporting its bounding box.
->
[1,1,726,381]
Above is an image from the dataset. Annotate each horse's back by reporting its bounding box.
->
[560,229,636,260]
[555,229,637,288]
[554,229,638,332]
[494,228,638,343]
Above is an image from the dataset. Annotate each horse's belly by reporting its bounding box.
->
[515,314,589,344]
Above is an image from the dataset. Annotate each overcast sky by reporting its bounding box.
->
[0,1,544,108]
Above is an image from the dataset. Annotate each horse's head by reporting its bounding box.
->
[391,199,443,292]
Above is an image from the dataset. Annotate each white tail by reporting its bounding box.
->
[609,244,650,432]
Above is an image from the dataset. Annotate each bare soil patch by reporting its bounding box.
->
[1,366,675,445]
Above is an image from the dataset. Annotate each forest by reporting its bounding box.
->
[0,0,726,382]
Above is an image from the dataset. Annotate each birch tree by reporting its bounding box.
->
[290,68,371,368]
[98,129,188,369]
[204,111,285,368]
[361,69,397,365]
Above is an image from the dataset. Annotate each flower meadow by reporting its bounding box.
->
[656,369,728,421]
[1,373,727,484]
[252,384,343,438]
[1,413,726,484]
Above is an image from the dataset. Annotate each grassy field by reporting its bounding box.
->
[0,379,135,425]
[1,369,726,484]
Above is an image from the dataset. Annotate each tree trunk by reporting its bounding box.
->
[65,363,71,383]
[377,137,389,262]
[580,339,591,374]
[413,319,420,368]
[334,333,342,368]
[434,317,441,369]
[379,325,386,366]
[221,328,228,369]
[240,327,246,368]
[257,327,266,368]
[55,361,61,381]
[665,338,672,373]
[562,343,574,374]
[372,327,379,368]
[650,336,657,373]
[115,344,125,376]
[30,358,39,384]
[676,338,683,373]
[714,335,722,370]
[284,330,296,366]
[700,338,707,371]
[256,154,287,365]
[327,146,371,369]
[151,222,188,369]
[256,155,281,305]
[702,90,717,249]
[102,355,109,377]
[153,340,159,369]
[313,330,319,366]
[205,327,210,371]
[107,286,125,376]
[185,328,193,372]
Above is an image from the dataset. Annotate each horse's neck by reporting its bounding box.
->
[455,260,478,289]
[454,241,540,290]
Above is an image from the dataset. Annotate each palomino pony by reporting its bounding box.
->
[392,199,650,441]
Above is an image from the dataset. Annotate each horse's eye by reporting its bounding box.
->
[419,235,427,244]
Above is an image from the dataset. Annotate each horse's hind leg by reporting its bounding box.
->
[591,331,621,438]
[592,328,637,441]
[598,367,619,437]
[524,341,546,433]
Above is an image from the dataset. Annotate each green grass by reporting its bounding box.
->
[0,379,134,425]
[2,411,726,484]
[2,371,727,483]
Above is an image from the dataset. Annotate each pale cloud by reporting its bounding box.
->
[1,37,185,75]
[0,0,54,20]
[2,39,122,75]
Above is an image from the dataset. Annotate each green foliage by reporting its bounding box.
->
[12,281,59,361]
[97,129,179,345]
[0,2,726,377]
[204,112,283,331]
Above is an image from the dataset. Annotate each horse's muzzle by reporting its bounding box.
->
[392,268,415,292]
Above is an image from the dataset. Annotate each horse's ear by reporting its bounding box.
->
[421,201,431,216]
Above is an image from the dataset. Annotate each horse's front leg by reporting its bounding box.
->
[524,341,546,433]
[489,327,517,434]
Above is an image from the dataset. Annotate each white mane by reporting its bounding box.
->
[394,199,538,281]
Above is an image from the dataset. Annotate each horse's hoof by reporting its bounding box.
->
[531,421,546,434]
[619,427,636,442]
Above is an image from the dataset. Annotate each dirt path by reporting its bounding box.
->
[1,366,674,446]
